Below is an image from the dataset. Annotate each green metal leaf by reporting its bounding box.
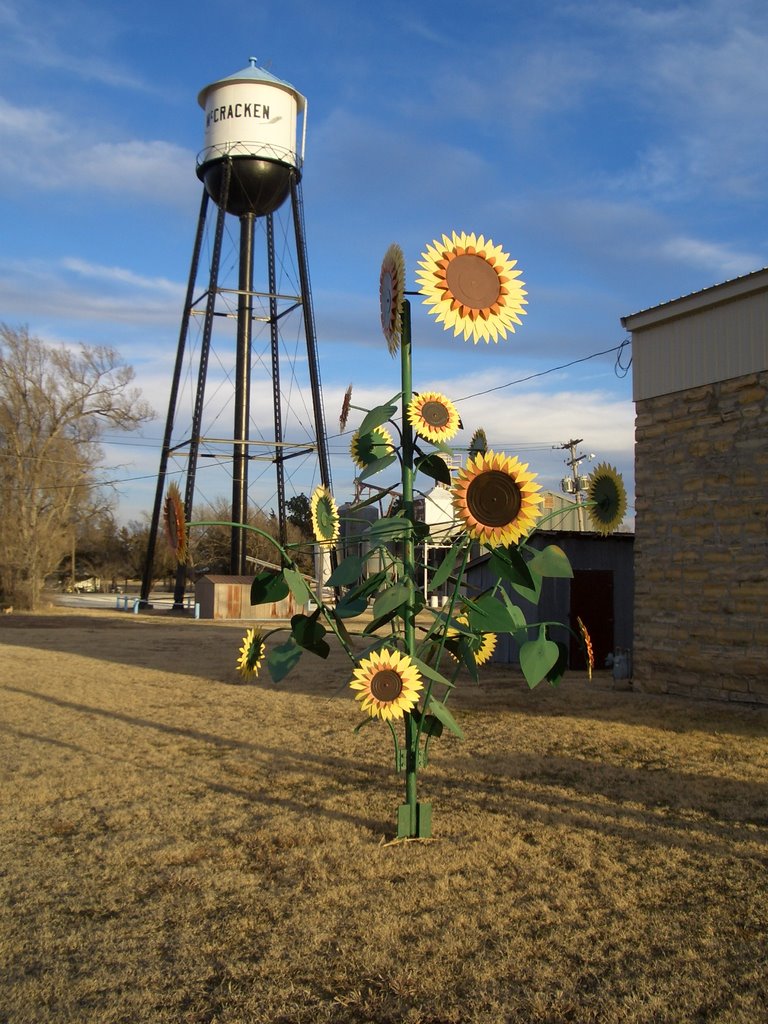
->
[359,453,398,481]
[363,605,401,635]
[326,608,354,648]
[410,654,455,690]
[546,640,570,687]
[468,592,526,633]
[250,569,290,606]
[266,638,303,682]
[358,402,398,436]
[489,546,535,590]
[290,614,330,659]
[520,628,561,689]
[512,570,543,605]
[498,589,528,630]
[412,518,430,542]
[422,715,443,738]
[284,568,312,605]
[326,555,365,587]
[334,594,369,618]
[429,545,459,591]
[528,544,573,579]
[343,570,388,603]
[424,696,464,739]
[353,715,375,734]
[415,453,452,486]
[372,581,411,620]
[456,638,479,683]
[365,517,411,543]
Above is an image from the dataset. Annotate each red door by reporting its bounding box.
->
[569,570,614,670]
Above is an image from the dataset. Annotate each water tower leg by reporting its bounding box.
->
[231,211,255,576]
[289,173,332,491]
[171,159,232,609]
[139,189,210,609]
[266,212,288,548]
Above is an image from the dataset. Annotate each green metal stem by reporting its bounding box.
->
[400,300,420,836]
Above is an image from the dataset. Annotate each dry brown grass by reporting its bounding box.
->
[1,609,766,1024]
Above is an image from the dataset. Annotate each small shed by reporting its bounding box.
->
[465,530,634,670]
[195,575,304,620]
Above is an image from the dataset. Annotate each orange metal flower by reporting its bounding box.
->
[163,482,187,565]
[576,616,594,680]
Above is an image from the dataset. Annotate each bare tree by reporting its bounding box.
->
[0,324,153,609]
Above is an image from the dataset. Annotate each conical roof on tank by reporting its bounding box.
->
[196,57,307,217]
[197,59,306,114]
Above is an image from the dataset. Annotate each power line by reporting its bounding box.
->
[455,340,630,403]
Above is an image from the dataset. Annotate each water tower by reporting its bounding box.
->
[140,59,332,609]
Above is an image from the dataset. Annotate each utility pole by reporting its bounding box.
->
[555,438,594,531]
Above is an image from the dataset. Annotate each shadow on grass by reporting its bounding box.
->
[4,686,767,856]
[2,613,765,737]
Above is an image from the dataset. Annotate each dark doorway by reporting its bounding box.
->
[570,570,614,669]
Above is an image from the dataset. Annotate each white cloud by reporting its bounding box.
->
[658,237,765,280]
[61,258,182,294]
[0,96,194,205]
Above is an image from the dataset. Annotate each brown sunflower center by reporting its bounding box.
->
[420,400,450,427]
[316,498,335,534]
[370,669,404,703]
[466,470,522,527]
[592,478,617,522]
[445,253,501,311]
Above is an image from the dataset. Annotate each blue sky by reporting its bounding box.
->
[2,0,767,526]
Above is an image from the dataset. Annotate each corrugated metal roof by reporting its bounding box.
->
[621,266,768,331]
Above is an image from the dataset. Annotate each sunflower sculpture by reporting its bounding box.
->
[160,229,628,842]
[380,244,406,355]
[407,391,461,443]
[339,384,353,432]
[452,450,543,547]
[350,649,424,721]
[237,628,266,680]
[310,485,340,546]
[586,462,627,535]
[469,427,488,457]
[446,613,497,666]
[416,231,527,344]
[350,424,395,469]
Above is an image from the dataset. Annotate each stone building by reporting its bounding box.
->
[621,269,768,703]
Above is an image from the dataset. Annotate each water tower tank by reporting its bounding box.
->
[197,58,306,218]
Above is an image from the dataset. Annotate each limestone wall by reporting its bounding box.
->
[633,370,768,703]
